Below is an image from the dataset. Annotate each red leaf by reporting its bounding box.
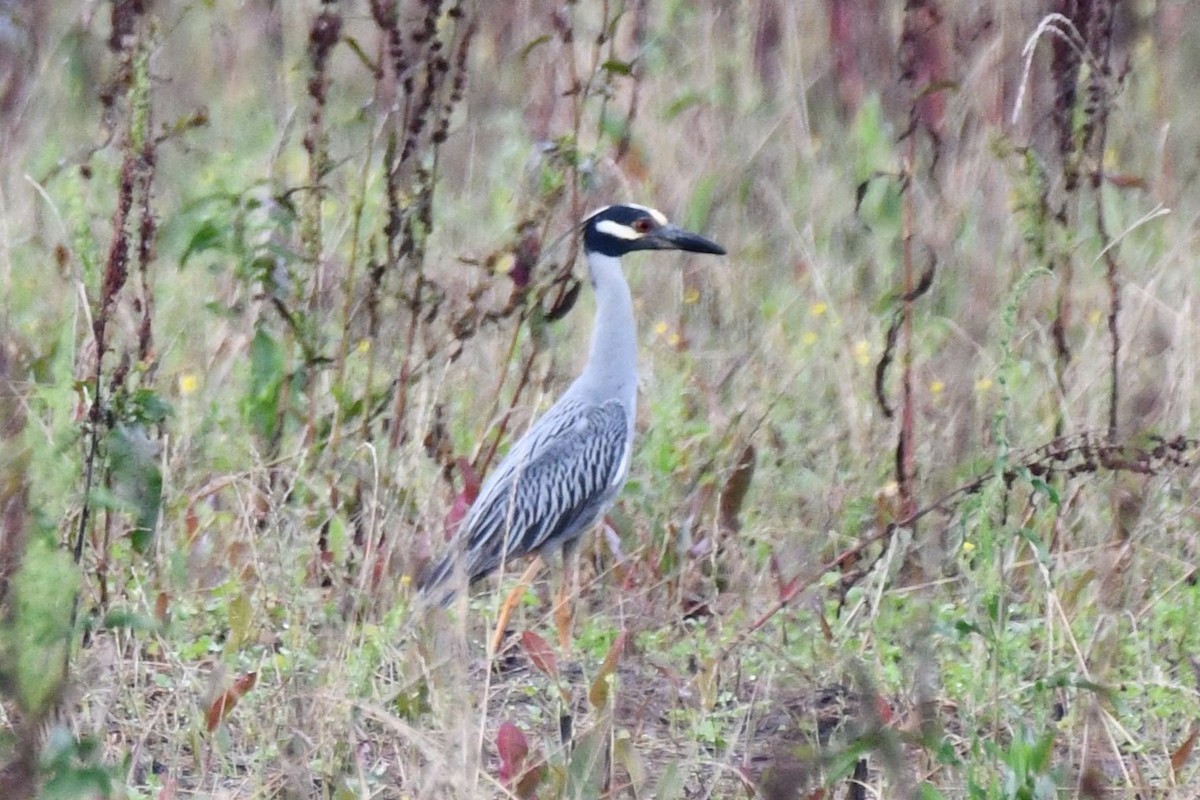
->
[370,553,387,590]
[154,591,170,625]
[779,573,802,604]
[185,502,199,540]
[874,694,895,725]
[496,721,529,783]
[205,672,257,732]
[817,609,834,643]
[717,443,755,534]
[509,221,541,290]
[496,721,545,798]
[768,551,784,586]
[1171,721,1199,779]
[520,631,558,680]
[514,762,546,799]
[1102,172,1147,190]
[443,457,482,541]
[457,456,482,498]
[443,493,470,541]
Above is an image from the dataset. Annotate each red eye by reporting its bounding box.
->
[633,218,654,233]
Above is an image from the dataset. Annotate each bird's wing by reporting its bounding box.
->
[457,398,630,582]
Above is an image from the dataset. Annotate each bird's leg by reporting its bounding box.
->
[489,557,545,655]
[554,538,581,651]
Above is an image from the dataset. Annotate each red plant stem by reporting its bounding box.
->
[898,137,917,521]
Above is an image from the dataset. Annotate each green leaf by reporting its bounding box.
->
[100,609,160,633]
[1015,527,1050,567]
[612,729,646,794]
[564,725,607,800]
[1030,727,1056,773]
[0,541,78,714]
[588,631,626,709]
[327,514,348,564]
[826,739,871,783]
[107,424,163,552]
[242,326,285,441]
[1029,478,1060,506]
[664,91,705,119]
[85,484,134,515]
[918,782,947,800]
[954,618,983,637]
[41,765,114,799]
[393,681,431,719]
[518,34,551,62]
[180,217,228,267]
[600,59,632,76]
[653,762,685,800]
[130,388,173,425]
[228,592,253,652]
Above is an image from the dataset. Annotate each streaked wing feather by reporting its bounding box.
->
[461,399,629,581]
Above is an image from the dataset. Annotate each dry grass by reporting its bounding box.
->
[2,1,1200,798]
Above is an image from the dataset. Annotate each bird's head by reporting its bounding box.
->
[582,203,726,258]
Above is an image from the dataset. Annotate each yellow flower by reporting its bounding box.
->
[854,340,870,366]
[683,287,701,305]
[962,541,976,554]
[357,338,371,354]
[493,252,516,275]
[930,380,945,396]
[179,373,199,395]
[654,321,669,337]
[809,302,828,317]
[975,377,993,392]
[801,331,818,345]
[1088,309,1102,326]
[668,332,681,347]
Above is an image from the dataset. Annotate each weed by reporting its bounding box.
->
[2,1,1199,798]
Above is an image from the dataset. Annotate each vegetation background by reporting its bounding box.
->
[1,0,1199,797]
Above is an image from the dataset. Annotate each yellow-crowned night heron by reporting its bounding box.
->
[419,204,725,622]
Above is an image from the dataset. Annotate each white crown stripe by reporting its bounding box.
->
[594,219,642,240]
[583,203,670,227]
[625,204,669,226]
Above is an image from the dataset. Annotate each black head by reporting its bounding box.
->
[582,203,726,258]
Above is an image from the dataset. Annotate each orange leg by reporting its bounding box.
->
[489,558,545,655]
[554,540,581,651]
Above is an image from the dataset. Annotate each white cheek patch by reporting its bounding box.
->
[594,219,642,240]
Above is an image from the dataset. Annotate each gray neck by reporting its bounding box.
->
[574,250,638,415]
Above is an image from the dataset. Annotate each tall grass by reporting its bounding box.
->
[1,1,1198,797]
